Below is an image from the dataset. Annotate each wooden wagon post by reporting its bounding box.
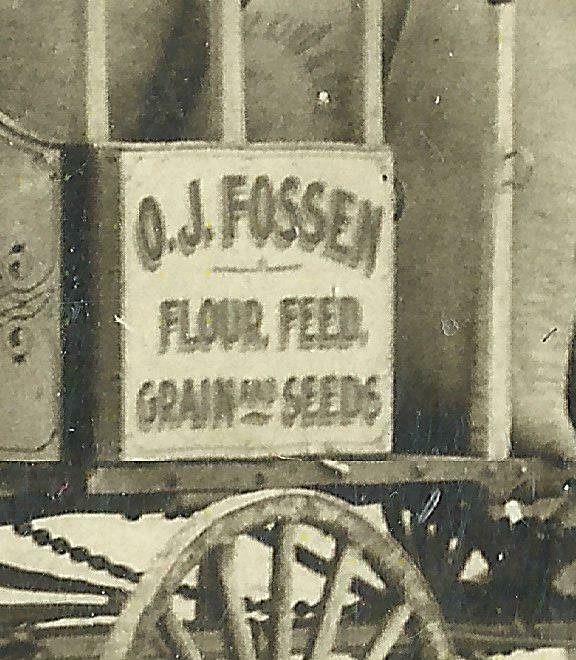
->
[469,0,515,460]
[208,0,246,145]
[85,0,110,143]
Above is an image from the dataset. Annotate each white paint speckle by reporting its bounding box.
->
[441,318,460,336]
[114,315,133,332]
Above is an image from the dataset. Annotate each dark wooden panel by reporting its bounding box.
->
[387,0,502,456]
[89,149,123,462]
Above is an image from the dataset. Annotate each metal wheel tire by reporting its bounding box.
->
[102,489,455,659]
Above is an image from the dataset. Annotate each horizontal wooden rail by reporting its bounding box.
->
[87,455,576,503]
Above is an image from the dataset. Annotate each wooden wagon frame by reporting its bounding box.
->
[1,0,576,658]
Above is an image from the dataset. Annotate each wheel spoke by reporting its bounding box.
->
[103,491,453,660]
[161,608,202,660]
[218,543,258,660]
[365,602,411,660]
[269,521,298,660]
[303,543,359,660]
[250,529,384,606]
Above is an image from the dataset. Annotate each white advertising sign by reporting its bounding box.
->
[118,147,394,460]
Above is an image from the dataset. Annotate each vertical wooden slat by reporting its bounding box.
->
[85,0,109,142]
[362,0,384,146]
[470,1,515,458]
[209,0,246,144]
[490,1,515,458]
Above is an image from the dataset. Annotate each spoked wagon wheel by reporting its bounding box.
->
[102,489,454,659]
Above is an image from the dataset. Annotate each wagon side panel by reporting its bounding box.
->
[0,130,62,461]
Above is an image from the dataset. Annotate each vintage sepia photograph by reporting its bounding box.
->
[0,0,575,657]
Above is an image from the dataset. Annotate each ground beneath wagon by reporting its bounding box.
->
[0,505,572,658]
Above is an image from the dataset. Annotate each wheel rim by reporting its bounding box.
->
[102,489,455,659]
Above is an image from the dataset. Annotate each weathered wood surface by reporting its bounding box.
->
[0,454,573,505]
[0,115,62,461]
[87,455,575,502]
